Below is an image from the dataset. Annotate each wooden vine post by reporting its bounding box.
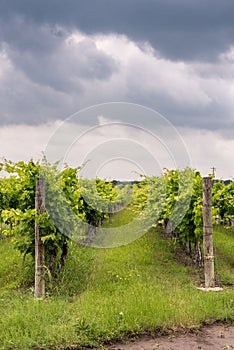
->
[35,178,45,299]
[202,177,215,288]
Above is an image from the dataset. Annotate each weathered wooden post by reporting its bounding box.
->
[35,178,45,299]
[202,177,215,288]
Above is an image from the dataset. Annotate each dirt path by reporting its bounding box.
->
[109,325,234,350]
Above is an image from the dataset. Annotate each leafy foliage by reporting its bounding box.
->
[0,159,122,276]
[0,158,233,275]
[213,179,234,224]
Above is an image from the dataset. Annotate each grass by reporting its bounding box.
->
[0,216,234,349]
[214,225,234,286]
[0,238,25,291]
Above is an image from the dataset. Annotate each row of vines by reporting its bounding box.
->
[0,159,127,275]
[126,168,234,266]
[0,159,233,280]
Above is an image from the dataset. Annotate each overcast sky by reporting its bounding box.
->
[0,0,234,179]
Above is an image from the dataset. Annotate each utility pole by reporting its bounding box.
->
[210,167,216,177]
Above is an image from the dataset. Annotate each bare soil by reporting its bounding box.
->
[109,325,234,350]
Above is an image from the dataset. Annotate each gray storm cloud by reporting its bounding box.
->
[1,0,234,61]
[0,0,233,134]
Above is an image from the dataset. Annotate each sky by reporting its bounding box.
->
[0,0,234,180]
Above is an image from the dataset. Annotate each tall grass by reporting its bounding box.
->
[214,225,234,286]
[0,220,233,349]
